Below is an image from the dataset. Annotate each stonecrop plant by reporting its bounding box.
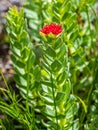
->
[0,0,97,130]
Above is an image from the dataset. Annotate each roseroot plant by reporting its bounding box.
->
[5,6,78,129]
[39,23,72,129]
[4,6,38,130]
[4,6,79,129]
[0,0,97,129]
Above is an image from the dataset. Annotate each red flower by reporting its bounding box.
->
[40,23,62,36]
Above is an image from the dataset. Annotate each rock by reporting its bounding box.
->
[0,1,11,12]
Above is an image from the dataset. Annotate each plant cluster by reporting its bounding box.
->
[0,0,98,130]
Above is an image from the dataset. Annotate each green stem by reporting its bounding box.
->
[58,44,69,129]
[26,72,30,113]
[0,69,12,101]
[50,72,59,129]
[0,69,9,91]
[59,103,66,130]
[87,55,98,110]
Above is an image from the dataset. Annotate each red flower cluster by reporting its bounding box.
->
[40,23,62,36]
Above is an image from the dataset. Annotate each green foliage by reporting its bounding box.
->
[6,6,38,103]
[2,6,38,129]
[0,0,97,129]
